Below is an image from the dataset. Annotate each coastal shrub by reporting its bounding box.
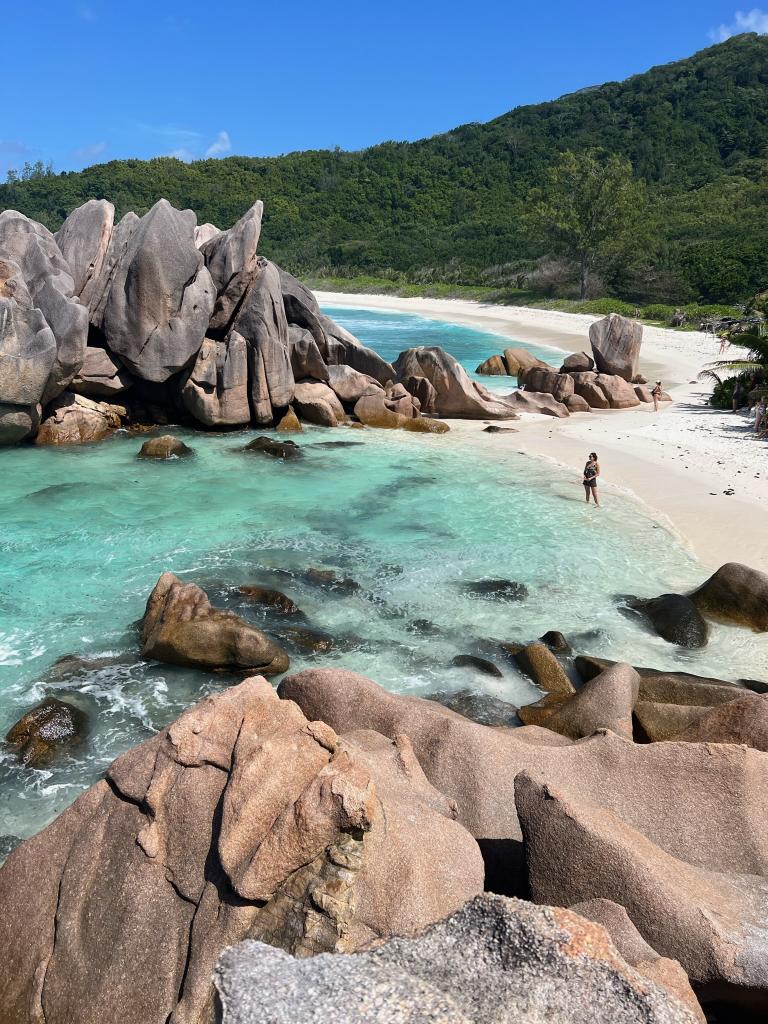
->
[569,298,638,317]
[640,304,676,323]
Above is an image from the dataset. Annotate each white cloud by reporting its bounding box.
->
[168,148,196,162]
[134,121,202,141]
[205,131,232,158]
[72,141,107,163]
[710,7,768,41]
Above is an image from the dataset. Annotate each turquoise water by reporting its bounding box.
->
[323,305,563,389]
[1,308,765,841]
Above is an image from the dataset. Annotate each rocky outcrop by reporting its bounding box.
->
[69,345,133,398]
[279,670,768,882]
[288,325,330,382]
[354,392,408,428]
[98,200,215,382]
[215,894,700,1024]
[193,222,220,248]
[565,393,591,412]
[35,392,124,444]
[669,692,768,750]
[589,314,643,381]
[293,380,345,426]
[516,773,768,1008]
[689,562,768,632]
[475,354,508,375]
[0,211,88,402]
[400,374,437,413]
[140,572,289,674]
[595,373,641,409]
[393,347,518,419]
[560,351,594,373]
[574,655,745,708]
[326,363,381,403]
[201,201,263,331]
[502,347,550,376]
[0,678,483,1024]
[506,390,570,417]
[180,334,251,427]
[570,371,610,409]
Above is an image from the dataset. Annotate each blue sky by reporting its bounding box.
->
[2,1,767,177]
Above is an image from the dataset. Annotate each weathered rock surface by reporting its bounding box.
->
[521,663,639,740]
[560,351,594,373]
[326,363,381,403]
[403,415,450,433]
[180,334,250,427]
[0,401,41,444]
[596,373,641,409]
[5,696,87,767]
[450,654,503,677]
[280,670,768,881]
[288,325,330,382]
[516,773,768,1008]
[570,371,610,409]
[201,201,263,331]
[0,210,88,401]
[669,692,768,750]
[275,407,302,432]
[0,678,483,1024]
[320,313,395,385]
[575,656,744,708]
[354,392,408,428]
[626,594,709,649]
[35,391,123,445]
[138,435,194,459]
[507,641,574,695]
[293,380,345,426]
[140,572,289,674]
[565,393,591,413]
[632,702,712,743]
[238,586,300,615]
[69,345,132,398]
[589,314,643,381]
[99,199,215,382]
[193,222,220,248]
[475,354,508,375]
[215,894,700,1024]
[54,199,115,307]
[507,389,570,417]
[244,436,301,460]
[87,210,139,324]
[689,562,768,632]
[400,374,437,413]
[394,347,518,419]
[570,899,705,1023]
[519,366,575,402]
[503,347,549,376]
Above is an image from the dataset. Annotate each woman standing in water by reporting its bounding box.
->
[583,452,601,506]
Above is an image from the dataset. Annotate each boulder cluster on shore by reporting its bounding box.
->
[0,198,542,446]
[1,559,767,1023]
[477,313,672,415]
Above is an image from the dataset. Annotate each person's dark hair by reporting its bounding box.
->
[590,452,598,459]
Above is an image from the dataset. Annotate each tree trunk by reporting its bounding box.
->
[579,254,589,300]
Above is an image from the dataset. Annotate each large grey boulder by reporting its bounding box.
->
[54,199,115,307]
[202,201,263,332]
[293,380,345,426]
[69,345,132,398]
[88,211,140,323]
[0,257,57,441]
[181,333,251,427]
[689,561,768,632]
[288,325,329,382]
[519,366,574,402]
[98,200,215,382]
[0,210,88,401]
[327,363,382,404]
[279,267,329,353]
[193,222,221,248]
[215,894,699,1024]
[0,678,483,1024]
[506,390,570,417]
[393,346,518,419]
[589,314,643,381]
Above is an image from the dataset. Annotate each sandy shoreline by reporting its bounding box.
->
[316,291,768,572]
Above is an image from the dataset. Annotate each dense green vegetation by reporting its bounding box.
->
[2,34,768,304]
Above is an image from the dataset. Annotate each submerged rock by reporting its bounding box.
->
[450,654,503,678]
[5,697,87,767]
[505,641,574,696]
[243,436,301,460]
[238,586,300,615]
[403,416,450,433]
[462,578,529,602]
[140,572,289,674]
[0,678,483,1024]
[215,894,701,1024]
[275,406,302,433]
[426,688,518,726]
[137,434,194,459]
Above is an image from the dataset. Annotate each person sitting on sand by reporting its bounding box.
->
[582,452,600,506]
[651,380,663,413]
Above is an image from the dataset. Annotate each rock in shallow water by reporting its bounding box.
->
[625,594,709,649]
[215,894,700,1024]
[243,436,301,459]
[5,696,87,767]
[140,572,289,674]
[137,434,194,459]
[689,561,768,632]
[462,578,529,602]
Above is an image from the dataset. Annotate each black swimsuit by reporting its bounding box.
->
[583,460,598,488]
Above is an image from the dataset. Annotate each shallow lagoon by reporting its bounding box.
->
[1,308,765,840]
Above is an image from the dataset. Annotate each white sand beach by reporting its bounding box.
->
[316,292,768,571]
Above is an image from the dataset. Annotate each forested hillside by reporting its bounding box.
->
[2,33,767,303]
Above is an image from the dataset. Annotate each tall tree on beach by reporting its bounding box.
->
[526,150,646,299]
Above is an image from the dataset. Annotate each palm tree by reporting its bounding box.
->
[698,294,767,401]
